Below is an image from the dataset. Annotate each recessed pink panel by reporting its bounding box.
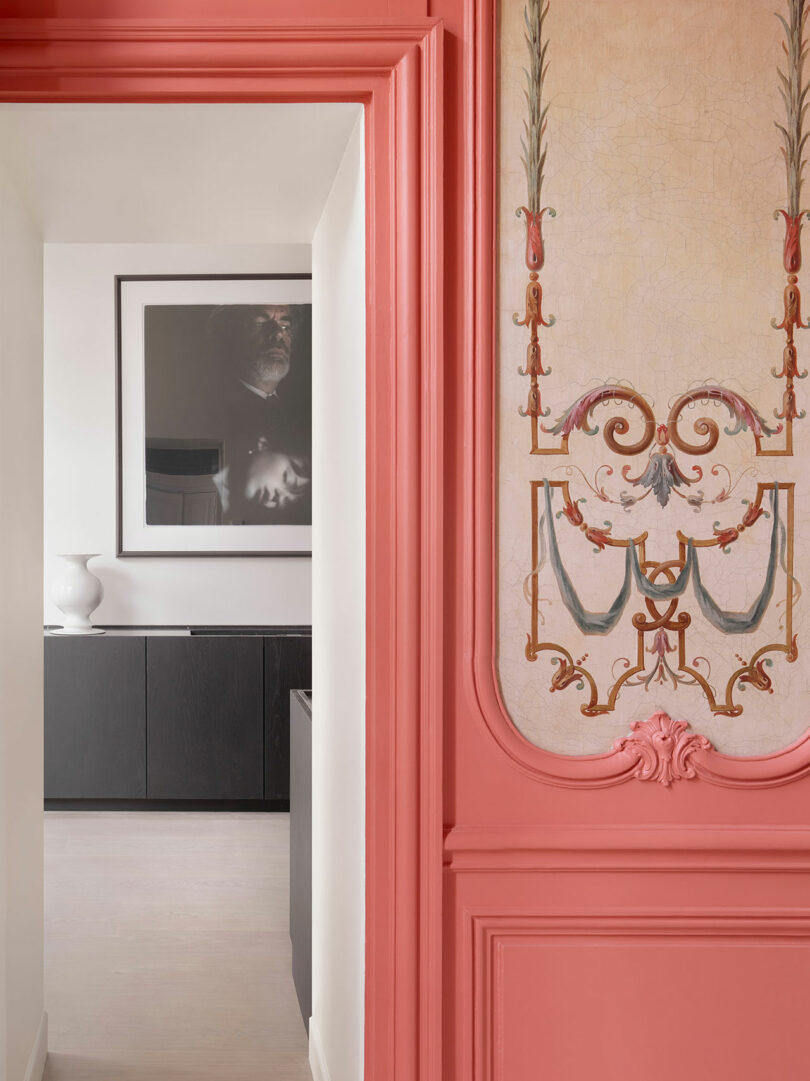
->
[488,924,810,1081]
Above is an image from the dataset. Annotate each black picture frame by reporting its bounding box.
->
[116,273,313,558]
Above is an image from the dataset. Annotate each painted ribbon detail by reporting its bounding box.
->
[541,481,781,637]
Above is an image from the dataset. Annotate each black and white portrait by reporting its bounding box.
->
[118,276,312,555]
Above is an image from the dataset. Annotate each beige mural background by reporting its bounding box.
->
[497,0,810,754]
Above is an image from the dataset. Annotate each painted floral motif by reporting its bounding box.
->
[513,0,556,431]
[770,0,810,434]
[622,427,695,509]
[639,631,690,689]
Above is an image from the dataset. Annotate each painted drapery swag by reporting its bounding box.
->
[510,0,805,724]
[540,480,784,637]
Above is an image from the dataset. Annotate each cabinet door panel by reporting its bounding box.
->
[45,636,146,799]
[147,637,263,799]
[264,635,312,800]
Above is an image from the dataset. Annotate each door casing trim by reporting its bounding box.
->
[0,17,445,1080]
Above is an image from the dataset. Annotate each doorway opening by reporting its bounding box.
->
[0,101,365,1081]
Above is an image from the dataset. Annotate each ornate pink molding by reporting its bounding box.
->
[613,711,712,786]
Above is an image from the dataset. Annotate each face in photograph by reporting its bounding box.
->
[213,437,311,524]
[210,304,297,398]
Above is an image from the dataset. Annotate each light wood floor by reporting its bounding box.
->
[43,812,311,1081]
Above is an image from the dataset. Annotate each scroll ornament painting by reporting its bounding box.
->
[497,0,810,761]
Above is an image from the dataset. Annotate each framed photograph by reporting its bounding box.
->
[116,274,312,556]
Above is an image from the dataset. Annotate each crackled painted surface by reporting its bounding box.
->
[497,0,810,754]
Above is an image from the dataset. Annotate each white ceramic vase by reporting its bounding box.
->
[51,554,105,635]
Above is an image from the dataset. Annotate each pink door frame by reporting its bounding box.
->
[0,16,446,1081]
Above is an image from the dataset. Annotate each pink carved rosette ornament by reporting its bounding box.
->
[613,712,712,787]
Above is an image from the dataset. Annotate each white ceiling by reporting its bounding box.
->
[0,103,362,243]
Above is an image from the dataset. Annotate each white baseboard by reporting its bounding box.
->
[23,1012,47,1081]
[309,1017,332,1081]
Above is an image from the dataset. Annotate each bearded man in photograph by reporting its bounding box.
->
[208,302,312,526]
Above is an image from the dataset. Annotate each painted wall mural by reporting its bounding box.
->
[497,0,810,755]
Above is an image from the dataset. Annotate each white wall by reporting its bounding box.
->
[0,165,46,1081]
[310,116,365,1081]
[43,243,312,626]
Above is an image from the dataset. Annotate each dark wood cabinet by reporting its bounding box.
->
[44,628,311,807]
[45,635,146,799]
[146,636,264,800]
